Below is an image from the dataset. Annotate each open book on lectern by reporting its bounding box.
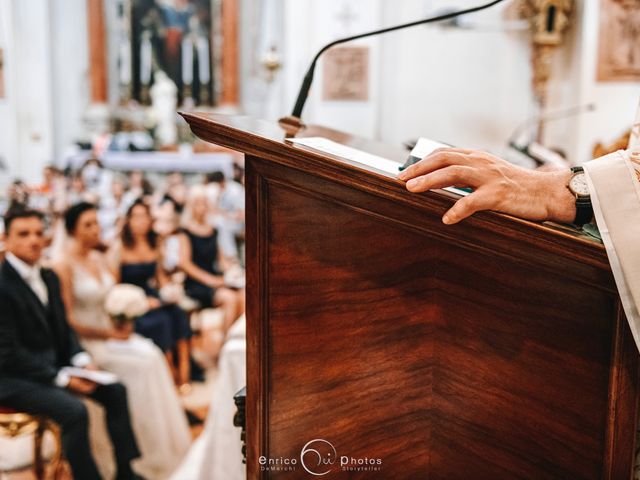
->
[286,136,471,197]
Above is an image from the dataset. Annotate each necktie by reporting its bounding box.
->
[26,269,48,306]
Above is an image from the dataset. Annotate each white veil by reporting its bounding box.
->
[47,217,72,265]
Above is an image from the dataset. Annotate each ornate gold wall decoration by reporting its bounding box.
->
[519,0,575,107]
[593,129,632,158]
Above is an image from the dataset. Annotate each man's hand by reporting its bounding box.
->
[67,376,97,395]
[397,148,577,225]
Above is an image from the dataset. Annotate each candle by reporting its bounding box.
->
[196,37,210,84]
[119,41,131,85]
[182,37,194,86]
[140,34,152,85]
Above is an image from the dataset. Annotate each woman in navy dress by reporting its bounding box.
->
[178,186,244,333]
[110,199,192,389]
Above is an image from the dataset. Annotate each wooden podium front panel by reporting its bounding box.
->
[179,112,637,479]
[246,157,635,480]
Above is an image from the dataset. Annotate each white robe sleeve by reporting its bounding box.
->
[584,148,640,352]
[630,98,640,150]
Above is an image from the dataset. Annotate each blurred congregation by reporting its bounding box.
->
[0,156,248,480]
[0,0,254,476]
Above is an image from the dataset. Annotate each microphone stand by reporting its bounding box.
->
[279,0,507,134]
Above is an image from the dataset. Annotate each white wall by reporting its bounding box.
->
[0,0,89,188]
[543,0,640,164]
[50,0,90,164]
[0,0,18,191]
[240,0,287,120]
[12,0,55,182]
[0,0,56,189]
[571,0,639,164]
[377,0,534,156]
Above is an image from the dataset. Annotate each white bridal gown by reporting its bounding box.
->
[70,262,191,479]
[170,315,247,480]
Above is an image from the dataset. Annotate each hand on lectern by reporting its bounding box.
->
[397,148,576,225]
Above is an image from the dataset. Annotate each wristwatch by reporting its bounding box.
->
[568,166,593,227]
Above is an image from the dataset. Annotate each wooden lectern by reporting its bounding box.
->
[182,112,639,480]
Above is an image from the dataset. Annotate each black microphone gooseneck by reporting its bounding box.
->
[288,0,507,122]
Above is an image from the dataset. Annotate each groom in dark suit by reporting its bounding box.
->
[0,208,140,479]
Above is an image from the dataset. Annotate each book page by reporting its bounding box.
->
[287,137,402,175]
[61,367,119,385]
[287,136,469,197]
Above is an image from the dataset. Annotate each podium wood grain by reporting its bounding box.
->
[182,112,639,480]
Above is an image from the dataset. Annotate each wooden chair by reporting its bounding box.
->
[0,407,63,479]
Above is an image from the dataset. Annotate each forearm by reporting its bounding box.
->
[181,261,221,287]
[69,320,111,340]
[157,272,169,288]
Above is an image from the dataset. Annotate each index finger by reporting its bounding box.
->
[398,149,474,181]
[405,165,480,193]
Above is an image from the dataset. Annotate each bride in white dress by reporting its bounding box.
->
[54,202,191,479]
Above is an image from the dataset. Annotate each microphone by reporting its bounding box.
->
[280,0,508,132]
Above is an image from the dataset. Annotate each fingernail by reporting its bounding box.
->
[442,214,452,225]
[407,179,418,189]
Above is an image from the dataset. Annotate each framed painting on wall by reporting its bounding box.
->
[130,0,215,105]
[322,46,370,102]
[94,0,239,107]
[597,0,640,82]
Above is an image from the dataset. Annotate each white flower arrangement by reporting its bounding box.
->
[104,284,149,327]
[224,265,246,290]
[159,282,184,304]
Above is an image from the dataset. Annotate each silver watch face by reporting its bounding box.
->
[569,173,590,197]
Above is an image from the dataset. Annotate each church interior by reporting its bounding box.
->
[0,0,639,479]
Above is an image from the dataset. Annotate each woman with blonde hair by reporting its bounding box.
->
[179,184,244,335]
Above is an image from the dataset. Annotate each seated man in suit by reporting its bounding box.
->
[0,208,140,479]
